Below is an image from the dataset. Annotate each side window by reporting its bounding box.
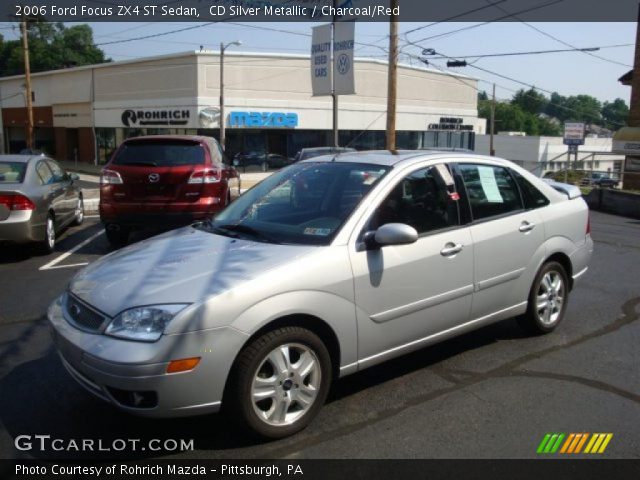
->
[459,164,523,221]
[511,170,550,209]
[369,165,460,235]
[46,160,66,183]
[36,161,54,185]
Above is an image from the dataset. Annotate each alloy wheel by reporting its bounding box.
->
[251,343,321,427]
[536,270,565,326]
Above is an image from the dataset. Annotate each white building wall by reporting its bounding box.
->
[474,135,625,174]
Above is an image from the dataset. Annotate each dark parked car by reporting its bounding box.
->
[0,154,83,252]
[293,147,356,162]
[100,135,240,247]
[232,151,293,172]
[581,172,619,188]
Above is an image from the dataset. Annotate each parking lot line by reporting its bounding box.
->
[39,230,104,271]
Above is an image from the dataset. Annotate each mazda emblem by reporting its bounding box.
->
[148,173,160,183]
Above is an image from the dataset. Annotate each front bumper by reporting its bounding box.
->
[48,296,249,418]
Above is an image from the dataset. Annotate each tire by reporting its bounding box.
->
[37,213,56,254]
[72,196,84,226]
[105,224,130,248]
[228,326,332,439]
[518,261,569,334]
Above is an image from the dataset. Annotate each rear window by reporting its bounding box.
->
[112,141,205,167]
[0,162,27,183]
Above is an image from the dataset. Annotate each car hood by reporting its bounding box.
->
[69,227,316,317]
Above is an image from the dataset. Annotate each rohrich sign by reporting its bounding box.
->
[228,111,299,128]
[121,109,190,127]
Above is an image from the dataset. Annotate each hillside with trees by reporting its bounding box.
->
[478,88,629,136]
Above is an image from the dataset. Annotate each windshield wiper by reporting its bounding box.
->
[213,223,280,244]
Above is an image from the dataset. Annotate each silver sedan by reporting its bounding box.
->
[48,151,592,438]
[0,154,84,252]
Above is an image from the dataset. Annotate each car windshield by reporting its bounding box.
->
[203,162,390,245]
[112,140,205,167]
[0,162,27,183]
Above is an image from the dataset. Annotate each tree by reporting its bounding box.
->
[511,88,548,115]
[602,98,629,129]
[478,90,489,101]
[0,22,109,77]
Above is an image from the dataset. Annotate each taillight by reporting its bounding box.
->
[0,194,36,210]
[100,169,123,185]
[586,212,591,235]
[188,168,220,184]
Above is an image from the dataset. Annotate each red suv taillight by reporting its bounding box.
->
[0,194,36,210]
[188,168,220,184]
[100,169,123,185]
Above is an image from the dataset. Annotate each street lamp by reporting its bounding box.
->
[219,40,242,151]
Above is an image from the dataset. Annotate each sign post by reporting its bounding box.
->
[563,122,585,182]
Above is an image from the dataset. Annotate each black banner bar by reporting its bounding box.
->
[2,0,640,23]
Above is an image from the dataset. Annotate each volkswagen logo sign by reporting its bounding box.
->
[148,173,160,183]
[337,54,351,75]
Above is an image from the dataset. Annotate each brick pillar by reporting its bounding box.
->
[54,127,67,161]
[78,128,95,164]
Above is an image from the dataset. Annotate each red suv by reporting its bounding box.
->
[100,135,240,246]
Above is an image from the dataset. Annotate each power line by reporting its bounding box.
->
[406,0,566,45]
[402,0,509,36]
[427,44,633,61]
[482,0,633,68]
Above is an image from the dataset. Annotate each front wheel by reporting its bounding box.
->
[518,261,569,334]
[228,327,332,439]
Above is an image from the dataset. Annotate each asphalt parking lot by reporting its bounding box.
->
[0,211,638,460]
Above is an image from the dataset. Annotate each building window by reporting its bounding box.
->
[96,128,116,165]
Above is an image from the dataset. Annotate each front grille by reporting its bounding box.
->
[64,293,107,333]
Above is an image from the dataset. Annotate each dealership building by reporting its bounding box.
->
[0,50,486,164]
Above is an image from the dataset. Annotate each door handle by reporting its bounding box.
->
[519,221,536,233]
[440,243,463,257]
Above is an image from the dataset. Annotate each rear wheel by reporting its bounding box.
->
[518,261,569,334]
[37,213,56,254]
[105,224,130,248]
[228,327,332,439]
[72,196,84,226]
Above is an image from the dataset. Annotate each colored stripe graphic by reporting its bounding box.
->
[585,433,613,454]
[540,433,613,454]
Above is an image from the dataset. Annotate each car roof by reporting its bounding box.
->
[299,150,511,167]
[0,154,45,163]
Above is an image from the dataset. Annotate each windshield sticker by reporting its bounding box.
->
[303,227,332,236]
[477,166,504,203]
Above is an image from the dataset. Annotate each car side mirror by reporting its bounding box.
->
[363,223,419,250]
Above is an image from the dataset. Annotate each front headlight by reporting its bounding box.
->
[105,304,189,342]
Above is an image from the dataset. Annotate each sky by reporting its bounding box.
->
[1,21,635,104]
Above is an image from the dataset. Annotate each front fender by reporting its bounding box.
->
[230,290,358,373]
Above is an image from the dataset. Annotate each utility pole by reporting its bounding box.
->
[489,83,496,156]
[20,19,34,150]
[219,40,241,151]
[385,0,398,150]
[331,0,338,147]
